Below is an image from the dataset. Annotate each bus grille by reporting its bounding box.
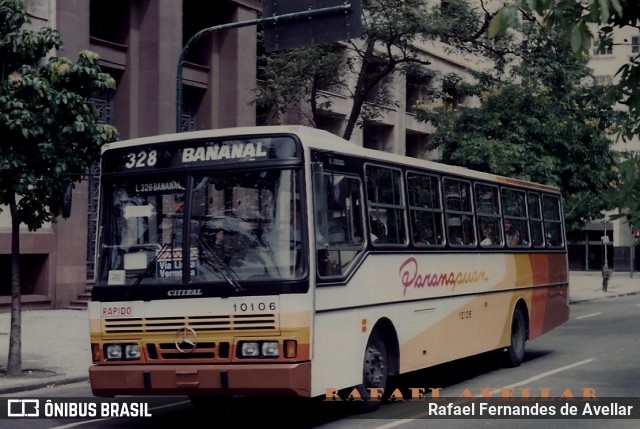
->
[102,314,278,334]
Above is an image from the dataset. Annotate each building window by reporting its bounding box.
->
[181,109,197,132]
[86,89,115,280]
[90,90,114,124]
[363,124,393,151]
[180,87,203,132]
[594,75,613,86]
[405,133,430,159]
[592,39,613,56]
[406,68,433,113]
[183,0,235,65]
[632,36,639,54]
[442,75,464,108]
[90,0,129,45]
[364,58,392,106]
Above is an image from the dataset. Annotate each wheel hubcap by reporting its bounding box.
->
[364,345,386,387]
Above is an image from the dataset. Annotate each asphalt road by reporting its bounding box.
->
[1,293,639,429]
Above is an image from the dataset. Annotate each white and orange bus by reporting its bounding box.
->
[88,125,569,407]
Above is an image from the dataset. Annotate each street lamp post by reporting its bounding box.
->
[602,218,610,291]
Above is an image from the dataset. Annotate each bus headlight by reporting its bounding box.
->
[238,341,280,358]
[261,341,280,357]
[240,342,260,357]
[104,343,141,361]
[105,344,122,360]
[125,344,141,359]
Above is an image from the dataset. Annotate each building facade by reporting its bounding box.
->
[2,1,638,310]
[0,0,261,309]
[570,25,640,272]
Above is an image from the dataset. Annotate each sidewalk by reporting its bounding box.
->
[0,270,638,395]
[568,270,640,303]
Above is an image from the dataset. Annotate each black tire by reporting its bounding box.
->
[502,306,527,367]
[352,332,389,413]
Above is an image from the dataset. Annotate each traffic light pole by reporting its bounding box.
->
[176,4,355,132]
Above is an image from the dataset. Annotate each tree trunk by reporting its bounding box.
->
[7,195,22,376]
[342,39,376,142]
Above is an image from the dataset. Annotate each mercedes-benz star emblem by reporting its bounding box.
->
[174,326,198,353]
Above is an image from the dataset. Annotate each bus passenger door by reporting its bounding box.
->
[312,166,366,279]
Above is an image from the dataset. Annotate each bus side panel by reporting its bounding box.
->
[397,291,518,374]
[528,253,570,339]
[310,310,368,397]
[310,251,569,394]
[529,285,569,339]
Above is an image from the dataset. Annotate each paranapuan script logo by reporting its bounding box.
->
[174,326,198,353]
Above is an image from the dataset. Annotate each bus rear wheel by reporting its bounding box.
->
[501,306,527,367]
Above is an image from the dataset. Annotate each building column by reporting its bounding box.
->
[136,0,182,136]
[216,5,258,128]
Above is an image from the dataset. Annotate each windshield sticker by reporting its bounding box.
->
[124,252,148,270]
[155,248,198,279]
[123,204,155,219]
[107,270,126,285]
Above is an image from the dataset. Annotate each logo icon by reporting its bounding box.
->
[174,326,198,353]
[7,399,40,417]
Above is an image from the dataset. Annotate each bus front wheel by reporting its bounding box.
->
[501,306,527,367]
[352,332,389,412]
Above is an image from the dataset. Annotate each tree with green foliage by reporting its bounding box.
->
[490,0,639,140]
[490,0,640,234]
[0,0,118,376]
[608,153,640,235]
[416,23,618,234]
[255,0,491,140]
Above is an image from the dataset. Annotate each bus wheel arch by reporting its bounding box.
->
[501,300,529,367]
[370,318,400,379]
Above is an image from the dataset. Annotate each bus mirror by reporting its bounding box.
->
[62,180,73,218]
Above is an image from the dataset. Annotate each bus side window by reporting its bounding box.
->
[475,183,503,247]
[542,194,564,247]
[365,165,407,245]
[444,178,476,246]
[407,172,444,247]
[502,188,530,247]
[528,192,545,247]
[313,172,366,278]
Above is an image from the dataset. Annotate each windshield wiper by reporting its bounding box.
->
[198,239,245,293]
[132,243,172,287]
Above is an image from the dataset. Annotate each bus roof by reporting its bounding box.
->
[102,125,560,193]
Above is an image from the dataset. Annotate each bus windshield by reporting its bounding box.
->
[98,169,306,288]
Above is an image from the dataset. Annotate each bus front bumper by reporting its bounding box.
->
[89,362,311,397]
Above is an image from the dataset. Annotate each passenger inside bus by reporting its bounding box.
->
[504,219,519,245]
[412,222,435,245]
[480,224,495,246]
